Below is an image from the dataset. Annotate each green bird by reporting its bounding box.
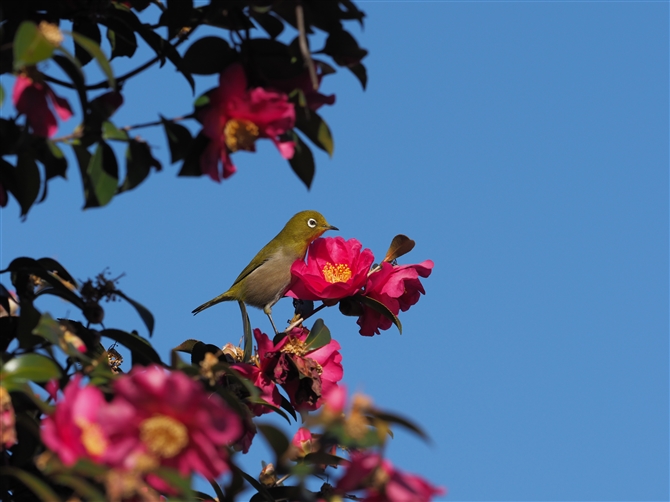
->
[192,210,338,334]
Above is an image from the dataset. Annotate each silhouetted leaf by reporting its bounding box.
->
[371,411,430,442]
[384,234,416,263]
[121,139,161,193]
[182,36,233,75]
[0,466,60,502]
[178,131,208,176]
[87,141,118,207]
[116,290,155,336]
[162,116,193,163]
[105,20,137,60]
[173,339,199,353]
[71,31,116,89]
[15,152,40,217]
[34,139,68,180]
[100,329,162,364]
[321,29,368,68]
[237,467,276,502]
[52,54,88,112]
[288,132,314,189]
[251,10,284,39]
[295,108,334,156]
[72,18,100,66]
[73,144,98,208]
[102,121,129,141]
[348,62,367,90]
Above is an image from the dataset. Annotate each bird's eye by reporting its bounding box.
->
[307,218,317,228]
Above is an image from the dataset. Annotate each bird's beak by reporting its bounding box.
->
[327,224,339,231]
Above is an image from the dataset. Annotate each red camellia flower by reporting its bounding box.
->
[269,67,336,111]
[12,72,73,138]
[198,63,295,181]
[336,451,445,502]
[98,365,242,481]
[255,327,343,411]
[357,260,434,337]
[41,375,110,466]
[230,360,282,417]
[287,237,375,302]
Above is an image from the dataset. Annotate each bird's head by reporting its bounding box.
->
[280,210,338,254]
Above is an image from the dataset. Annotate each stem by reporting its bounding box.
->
[296,2,319,90]
[284,302,329,333]
[121,113,194,131]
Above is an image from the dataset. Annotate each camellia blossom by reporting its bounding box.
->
[41,375,111,466]
[198,63,295,181]
[255,327,343,411]
[269,67,336,111]
[287,237,375,302]
[357,260,434,337]
[230,361,282,417]
[336,451,445,502]
[12,72,73,138]
[98,365,242,481]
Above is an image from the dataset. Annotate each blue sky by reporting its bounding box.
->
[1,2,668,500]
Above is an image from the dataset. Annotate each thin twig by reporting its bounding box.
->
[284,302,328,333]
[296,2,319,90]
[121,113,194,131]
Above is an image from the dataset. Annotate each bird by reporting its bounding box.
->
[192,210,338,334]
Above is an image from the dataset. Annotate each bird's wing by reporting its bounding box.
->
[231,256,270,287]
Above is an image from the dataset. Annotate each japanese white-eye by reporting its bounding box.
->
[192,210,337,333]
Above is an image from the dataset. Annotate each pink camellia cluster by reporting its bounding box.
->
[234,327,343,413]
[13,72,73,138]
[288,236,433,336]
[198,63,296,181]
[41,367,242,487]
[335,450,446,502]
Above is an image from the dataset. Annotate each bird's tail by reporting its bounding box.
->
[192,293,234,315]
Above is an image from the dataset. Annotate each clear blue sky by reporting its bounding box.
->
[1,2,668,500]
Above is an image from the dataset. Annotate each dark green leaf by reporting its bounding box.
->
[295,109,334,156]
[250,486,313,502]
[17,302,42,349]
[371,411,430,442]
[190,341,222,365]
[321,30,368,68]
[165,0,194,39]
[304,318,331,350]
[102,121,129,141]
[182,37,232,75]
[246,397,292,424]
[287,132,314,189]
[52,474,105,501]
[339,296,363,317]
[0,283,13,318]
[208,480,226,502]
[120,139,160,193]
[178,130,208,176]
[15,151,40,217]
[100,329,162,365]
[34,139,68,180]
[240,301,253,363]
[354,294,402,334]
[302,452,345,466]
[279,394,298,421]
[88,141,118,207]
[162,116,193,163]
[36,257,77,285]
[115,290,155,336]
[0,119,21,156]
[73,144,98,208]
[72,18,101,66]
[258,423,290,461]
[237,467,276,502]
[134,26,194,92]
[1,353,61,388]
[105,21,137,60]
[153,466,194,499]
[13,21,55,69]
[71,31,116,89]
[0,466,60,502]
[173,339,199,353]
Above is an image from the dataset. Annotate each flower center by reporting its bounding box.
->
[224,119,259,152]
[139,415,188,459]
[78,420,108,458]
[322,263,352,284]
[281,336,307,357]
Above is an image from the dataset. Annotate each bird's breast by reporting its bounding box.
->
[239,250,298,310]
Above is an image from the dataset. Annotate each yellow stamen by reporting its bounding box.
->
[281,336,307,357]
[322,263,352,284]
[139,415,188,459]
[78,420,108,457]
[224,119,259,152]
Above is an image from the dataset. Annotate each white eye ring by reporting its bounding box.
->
[307,218,317,228]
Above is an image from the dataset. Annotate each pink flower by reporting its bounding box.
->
[98,365,242,481]
[290,427,315,458]
[41,375,110,466]
[336,451,445,502]
[256,327,343,411]
[12,73,73,137]
[230,361,282,416]
[357,260,434,337]
[287,237,375,302]
[198,63,295,181]
[1,387,17,450]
